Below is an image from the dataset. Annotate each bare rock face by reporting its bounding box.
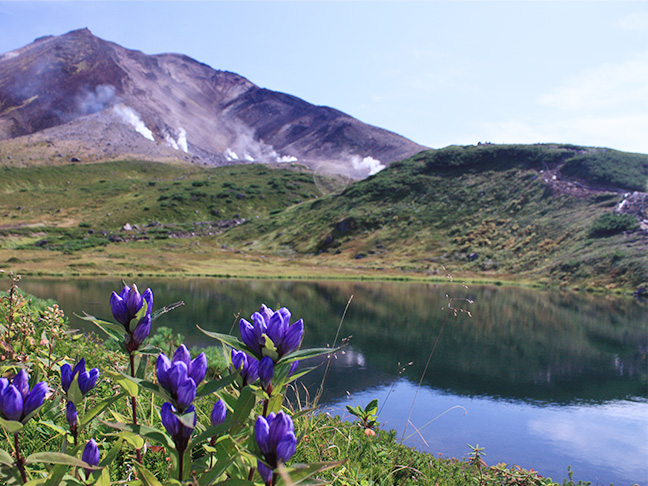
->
[0,28,427,177]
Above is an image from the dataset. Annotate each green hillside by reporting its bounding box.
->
[1,144,646,289]
[220,144,648,288]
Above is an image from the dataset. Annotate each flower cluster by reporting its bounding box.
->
[156,345,206,410]
[0,370,48,423]
[239,305,303,360]
[61,358,100,399]
[236,305,303,394]
[61,358,100,444]
[255,411,297,485]
[110,284,153,352]
[157,345,208,459]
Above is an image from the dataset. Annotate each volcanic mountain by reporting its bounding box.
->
[0,28,426,177]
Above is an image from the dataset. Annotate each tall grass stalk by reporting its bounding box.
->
[314,294,353,405]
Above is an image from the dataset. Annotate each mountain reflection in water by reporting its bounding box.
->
[19,278,648,485]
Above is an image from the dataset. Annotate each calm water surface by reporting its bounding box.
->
[20,278,648,485]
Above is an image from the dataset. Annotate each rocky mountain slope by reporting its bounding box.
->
[0,28,426,177]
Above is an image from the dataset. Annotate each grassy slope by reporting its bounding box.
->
[1,144,647,288]
[221,144,648,289]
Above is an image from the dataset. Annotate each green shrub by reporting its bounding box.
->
[589,213,638,237]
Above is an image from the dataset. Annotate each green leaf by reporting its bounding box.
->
[196,328,257,356]
[197,455,235,486]
[79,393,126,431]
[195,373,238,398]
[276,461,345,486]
[0,416,23,433]
[276,346,344,365]
[133,462,163,486]
[101,421,175,451]
[364,399,379,416]
[104,370,138,397]
[266,393,284,414]
[120,431,145,450]
[78,313,127,342]
[0,449,13,466]
[25,452,99,469]
[231,386,256,426]
[177,410,196,429]
[125,375,172,402]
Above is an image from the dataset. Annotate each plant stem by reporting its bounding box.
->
[178,448,185,481]
[14,433,27,484]
[129,352,142,464]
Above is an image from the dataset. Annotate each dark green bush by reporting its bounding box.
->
[589,213,639,237]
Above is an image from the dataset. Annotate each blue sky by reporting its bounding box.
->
[1,1,646,154]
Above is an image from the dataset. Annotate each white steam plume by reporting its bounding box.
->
[112,104,154,141]
[351,155,386,176]
[164,128,188,153]
[77,84,117,115]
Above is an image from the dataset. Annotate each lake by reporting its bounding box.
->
[19,277,648,485]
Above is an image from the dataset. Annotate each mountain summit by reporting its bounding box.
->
[0,28,426,177]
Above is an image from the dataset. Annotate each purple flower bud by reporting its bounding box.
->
[167,362,189,395]
[189,353,207,386]
[60,363,73,392]
[161,402,180,437]
[254,415,271,454]
[176,378,196,411]
[12,370,29,399]
[78,368,100,396]
[231,349,248,372]
[246,357,259,384]
[172,345,191,368]
[265,310,287,349]
[258,304,273,324]
[0,378,8,394]
[210,399,227,427]
[110,290,130,326]
[131,314,151,349]
[239,318,258,353]
[281,319,304,355]
[23,381,48,417]
[161,402,195,453]
[258,356,274,390]
[156,354,172,391]
[66,401,77,429]
[0,385,23,421]
[82,439,100,475]
[276,432,297,462]
[125,284,143,319]
[289,360,299,377]
[257,461,273,485]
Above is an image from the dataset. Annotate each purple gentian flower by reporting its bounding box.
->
[110,284,153,329]
[61,359,99,398]
[239,305,304,360]
[157,346,205,411]
[210,399,227,427]
[258,356,274,391]
[230,349,259,385]
[82,439,100,475]
[161,402,196,454]
[66,401,78,430]
[0,371,48,423]
[254,411,297,485]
